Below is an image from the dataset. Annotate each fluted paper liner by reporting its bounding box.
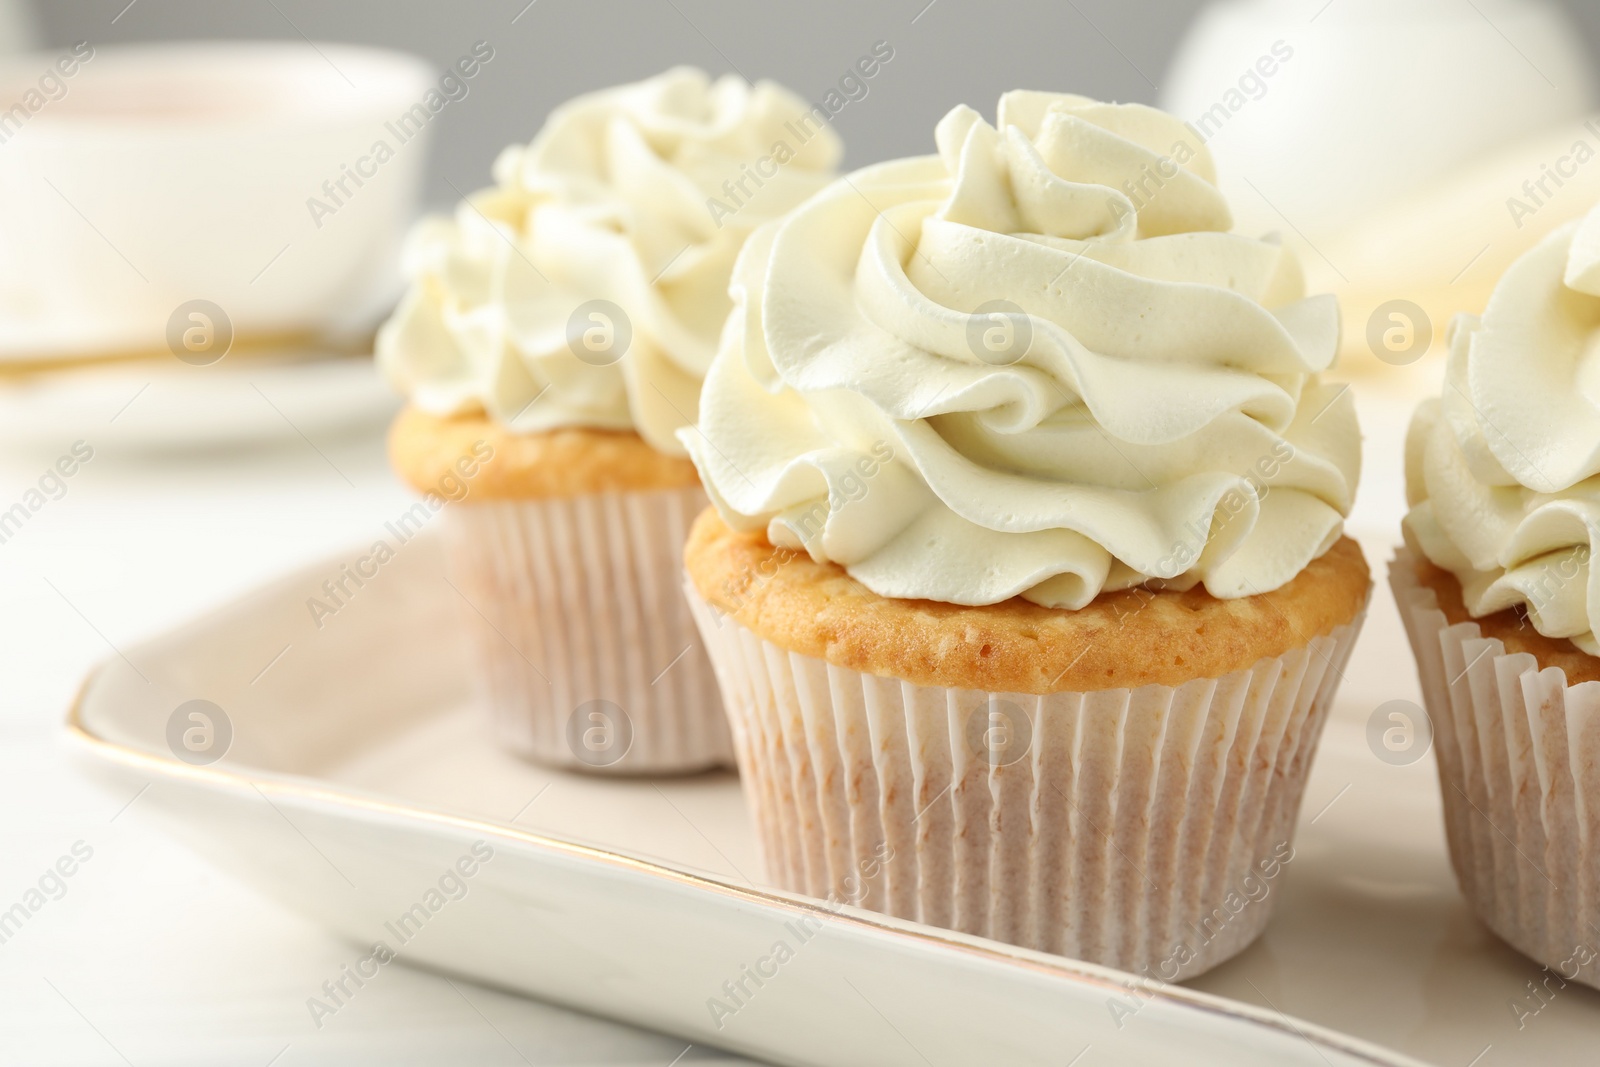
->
[1392,551,1600,986]
[442,486,732,774]
[686,585,1364,977]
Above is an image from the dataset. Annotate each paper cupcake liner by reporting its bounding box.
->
[1392,552,1600,986]
[441,486,732,774]
[686,585,1364,977]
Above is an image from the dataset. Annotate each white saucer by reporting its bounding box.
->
[0,350,398,452]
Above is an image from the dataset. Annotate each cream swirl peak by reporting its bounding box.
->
[1405,203,1600,653]
[377,67,841,454]
[682,91,1361,608]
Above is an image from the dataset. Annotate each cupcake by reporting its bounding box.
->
[379,68,840,773]
[1397,202,1600,986]
[680,91,1367,976]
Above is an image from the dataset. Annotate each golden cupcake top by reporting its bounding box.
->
[686,509,1370,694]
[388,406,700,500]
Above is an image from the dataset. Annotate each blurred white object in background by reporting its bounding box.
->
[0,41,434,362]
[1321,111,1600,369]
[1162,0,1596,245]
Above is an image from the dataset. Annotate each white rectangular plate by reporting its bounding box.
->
[65,529,1597,1066]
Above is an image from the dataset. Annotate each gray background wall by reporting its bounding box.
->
[24,0,1600,207]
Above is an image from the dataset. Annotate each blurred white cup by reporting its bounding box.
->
[0,41,437,361]
[1162,0,1597,245]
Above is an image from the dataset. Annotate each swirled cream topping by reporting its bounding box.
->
[682,91,1361,608]
[378,67,840,454]
[1405,204,1600,654]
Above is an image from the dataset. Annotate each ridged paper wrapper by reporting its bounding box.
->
[442,486,732,774]
[1393,551,1600,987]
[686,584,1364,977]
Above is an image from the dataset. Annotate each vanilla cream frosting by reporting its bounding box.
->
[1405,205,1600,654]
[682,91,1361,609]
[377,67,840,454]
